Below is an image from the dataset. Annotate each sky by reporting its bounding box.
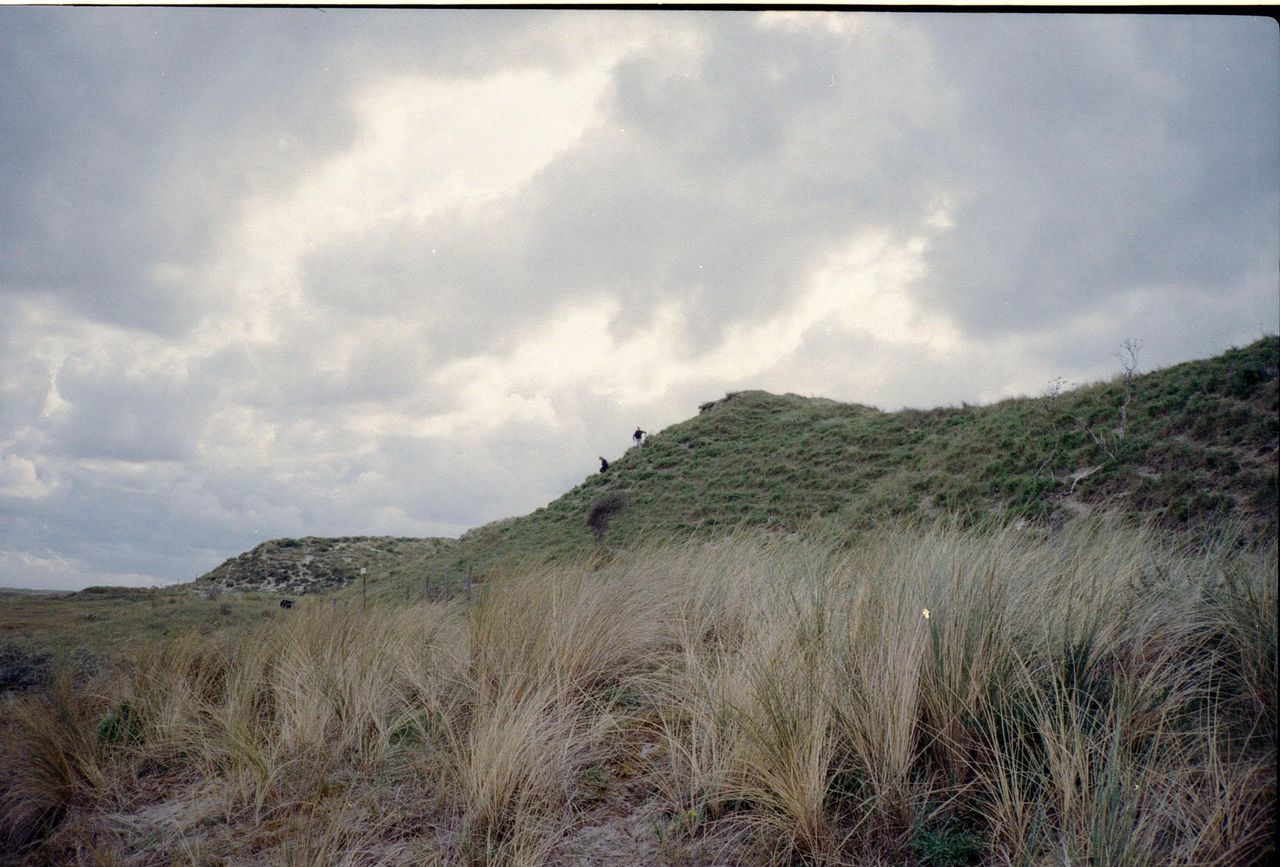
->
[0,9,1276,590]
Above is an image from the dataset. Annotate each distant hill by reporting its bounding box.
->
[201,337,1277,599]
[195,536,454,595]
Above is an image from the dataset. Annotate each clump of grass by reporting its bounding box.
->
[0,667,109,851]
[450,559,673,861]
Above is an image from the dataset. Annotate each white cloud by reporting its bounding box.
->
[41,365,71,420]
[756,10,867,40]
[0,548,160,592]
[0,453,54,499]
[410,202,962,433]
[208,57,623,347]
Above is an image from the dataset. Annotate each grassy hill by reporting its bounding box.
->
[8,335,1270,687]
[369,336,1277,599]
[2,338,1274,865]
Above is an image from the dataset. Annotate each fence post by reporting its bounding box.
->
[361,568,367,611]
[466,564,473,605]
[443,567,450,601]
[422,571,429,602]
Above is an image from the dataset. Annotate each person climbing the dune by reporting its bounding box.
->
[599,456,609,472]
[633,427,646,447]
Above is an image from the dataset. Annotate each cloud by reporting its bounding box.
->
[910,16,1278,345]
[0,454,54,499]
[0,549,160,592]
[0,8,640,335]
[0,10,364,333]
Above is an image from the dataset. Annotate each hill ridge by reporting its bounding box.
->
[201,337,1279,597]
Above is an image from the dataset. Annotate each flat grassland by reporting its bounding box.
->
[0,586,287,694]
[1,587,278,655]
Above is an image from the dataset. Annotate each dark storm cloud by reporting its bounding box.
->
[913,15,1278,343]
[2,460,316,584]
[1,10,346,332]
[302,204,541,363]
[50,372,202,463]
[0,7,559,335]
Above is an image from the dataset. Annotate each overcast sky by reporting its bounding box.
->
[1,9,1276,590]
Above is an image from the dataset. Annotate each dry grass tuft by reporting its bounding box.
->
[2,518,1274,864]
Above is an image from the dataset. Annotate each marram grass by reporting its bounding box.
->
[1,518,1274,864]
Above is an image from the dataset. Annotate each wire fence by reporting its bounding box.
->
[319,564,478,612]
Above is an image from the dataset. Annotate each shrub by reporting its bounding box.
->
[0,643,52,693]
[96,701,142,747]
[586,492,627,546]
[911,821,985,866]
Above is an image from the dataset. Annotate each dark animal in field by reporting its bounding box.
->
[279,598,294,609]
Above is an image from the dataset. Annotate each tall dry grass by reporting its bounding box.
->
[1,517,1274,864]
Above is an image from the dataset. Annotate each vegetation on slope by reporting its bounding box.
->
[195,535,455,595]
[377,336,1277,598]
[2,521,1274,864]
